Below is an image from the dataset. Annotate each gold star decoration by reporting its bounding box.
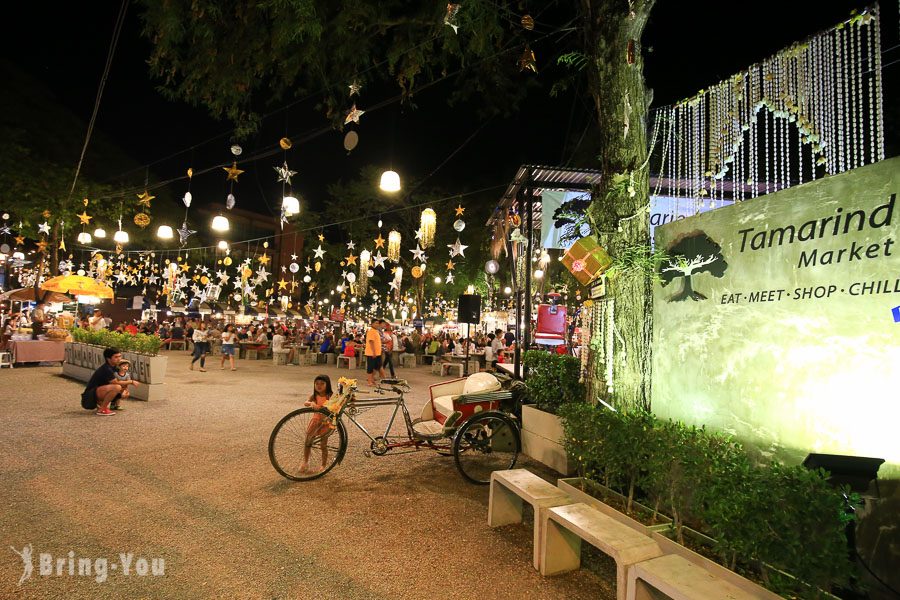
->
[344,104,365,125]
[317,232,325,242]
[455,204,465,216]
[59,239,66,251]
[277,278,288,290]
[180,263,190,272]
[446,259,456,270]
[374,234,385,249]
[36,240,49,253]
[15,235,25,245]
[42,210,51,218]
[223,162,245,182]
[258,254,271,266]
[137,191,155,208]
[345,253,357,266]
[77,211,92,225]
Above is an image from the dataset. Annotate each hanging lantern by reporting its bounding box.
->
[282,195,300,216]
[93,227,106,238]
[379,170,401,192]
[211,214,230,232]
[217,240,229,250]
[77,232,92,245]
[419,208,436,248]
[113,229,129,244]
[157,225,174,240]
[387,230,402,262]
[485,259,500,275]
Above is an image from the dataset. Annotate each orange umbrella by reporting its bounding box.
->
[41,275,114,299]
[0,287,72,304]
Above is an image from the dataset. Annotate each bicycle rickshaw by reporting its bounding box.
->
[268,373,520,484]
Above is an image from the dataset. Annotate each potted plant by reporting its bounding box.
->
[520,350,586,474]
[64,329,168,400]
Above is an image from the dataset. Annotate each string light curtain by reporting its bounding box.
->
[651,7,884,211]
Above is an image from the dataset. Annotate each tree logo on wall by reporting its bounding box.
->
[659,231,728,302]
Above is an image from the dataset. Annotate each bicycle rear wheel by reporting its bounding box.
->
[269,408,347,481]
[453,412,520,484]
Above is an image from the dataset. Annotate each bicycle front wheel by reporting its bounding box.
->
[269,408,348,481]
[453,412,520,484]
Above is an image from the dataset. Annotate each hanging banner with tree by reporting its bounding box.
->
[652,157,900,476]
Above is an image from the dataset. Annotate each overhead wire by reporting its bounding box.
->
[65,0,129,206]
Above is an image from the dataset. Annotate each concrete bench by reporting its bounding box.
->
[488,469,572,570]
[400,354,416,368]
[272,349,291,365]
[628,553,761,600]
[541,503,663,600]
[337,355,353,369]
[441,362,463,377]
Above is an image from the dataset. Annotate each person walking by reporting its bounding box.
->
[190,321,209,371]
[382,323,396,378]
[220,324,237,371]
[364,318,384,386]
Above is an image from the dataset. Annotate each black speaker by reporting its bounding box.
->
[457,294,482,324]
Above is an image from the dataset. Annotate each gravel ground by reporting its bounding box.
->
[0,352,615,599]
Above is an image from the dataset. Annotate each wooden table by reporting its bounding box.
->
[7,340,66,364]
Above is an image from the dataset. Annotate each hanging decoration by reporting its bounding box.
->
[419,208,436,248]
[344,104,365,125]
[518,45,537,73]
[279,137,293,150]
[444,3,461,34]
[447,238,468,258]
[230,144,243,156]
[651,7,883,206]
[348,81,362,97]
[521,14,535,30]
[134,212,151,229]
[343,131,359,152]
[358,249,371,295]
[387,230,401,262]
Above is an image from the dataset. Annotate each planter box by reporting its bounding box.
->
[63,342,167,401]
[521,405,575,475]
[559,477,781,600]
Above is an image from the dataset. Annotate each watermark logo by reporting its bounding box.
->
[9,545,165,585]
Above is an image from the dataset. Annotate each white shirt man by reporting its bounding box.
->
[272,332,285,351]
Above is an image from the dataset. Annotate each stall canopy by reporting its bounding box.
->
[488,165,602,381]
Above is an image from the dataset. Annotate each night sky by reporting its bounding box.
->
[2,1,891,221]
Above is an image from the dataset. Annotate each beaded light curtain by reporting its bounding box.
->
[650,6,884,208]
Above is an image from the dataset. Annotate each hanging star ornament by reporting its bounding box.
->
[0,223,10,235]
[372,251,387,269]
[455,204,466,216]
[14,235,25,245]
[344,104,365,125]
[274,162,297,185]
[177,222,197,246]
[348,81,362,97]
[445,272,455,284]
[38,222,51,235]
[137,190,155,208]
[374,233,385,249]
[36,239,49,253]
[77,211,92,225]
[410,245,426,262]
[345,253,358,266]
[446,259,456,270]
[313,245,326,259]
[448,238,468,258]
[258,254,271,266]
[223,162,244,182]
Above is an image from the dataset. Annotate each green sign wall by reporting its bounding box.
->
[652,157,900,475]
